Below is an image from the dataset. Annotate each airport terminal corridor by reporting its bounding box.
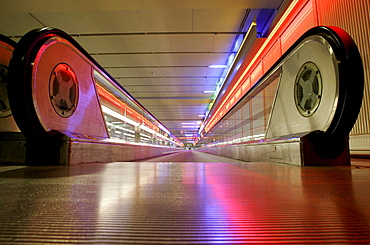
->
[1,151,370,244]
[1,0,370,244]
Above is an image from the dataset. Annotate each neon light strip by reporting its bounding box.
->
[203,0,301,133]
[211,22,257,103]
[202,23,257,133]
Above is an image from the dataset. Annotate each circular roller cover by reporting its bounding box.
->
[7,28,108,140]
[49,63,79,118]
[266,26,364,158]
[8,28,67,139]
[294,61,323,117]
[267,34,340,139]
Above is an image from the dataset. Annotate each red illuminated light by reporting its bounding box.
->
[96,84,159,131]
[203,0,319,133]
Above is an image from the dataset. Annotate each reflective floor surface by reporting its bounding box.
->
[1,151,370,244]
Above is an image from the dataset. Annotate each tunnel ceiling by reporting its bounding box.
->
[0,0,286,144]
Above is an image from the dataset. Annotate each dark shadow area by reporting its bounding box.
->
[0,163,107,178]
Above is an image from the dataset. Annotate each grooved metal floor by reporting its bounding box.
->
[1,151,370,244]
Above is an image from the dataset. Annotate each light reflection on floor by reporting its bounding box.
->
[0,151,370,243]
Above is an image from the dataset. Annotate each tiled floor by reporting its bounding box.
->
[1,151,370,244]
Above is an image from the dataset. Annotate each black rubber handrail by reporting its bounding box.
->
[7,27,177,141]
[201,26,364,158]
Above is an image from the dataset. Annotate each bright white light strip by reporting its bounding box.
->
[209,65,228,68]
[181,123,195,125]
[102,106,181,145]
[157,122,171,135]
[198,123,205,133]
[203,91,216,93]
[123,133,135,138]
[106,122,136,134]
[124,128,135,134]
[140,133,152,139]
[209,133,266,146]
[95,71,180,145]
[102,105,140,127]
[140,125,156,135]
[140,124,178,144]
